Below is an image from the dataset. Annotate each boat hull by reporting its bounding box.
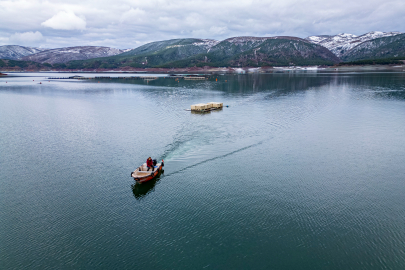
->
[131,163,164,183]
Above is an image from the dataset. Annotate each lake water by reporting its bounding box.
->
[1,72,405,269]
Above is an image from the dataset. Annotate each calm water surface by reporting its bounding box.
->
[1,72,405,269]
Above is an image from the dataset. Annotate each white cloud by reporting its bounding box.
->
[41,11,86,30]
[9,31,44,45]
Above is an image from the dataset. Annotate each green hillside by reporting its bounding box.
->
[159,38,339,67]
[65,37,339,69]
[66,38,212,69]
[119,38,205,56]
[0,59,49,70]
[229,38,339,66]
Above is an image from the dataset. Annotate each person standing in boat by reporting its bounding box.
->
[146,157,154,171]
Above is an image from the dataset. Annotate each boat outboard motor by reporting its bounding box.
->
[153,159,157,166]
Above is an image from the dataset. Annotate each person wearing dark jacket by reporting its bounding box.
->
[146,157,154,171]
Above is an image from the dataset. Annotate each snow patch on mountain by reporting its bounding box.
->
[165,39,219,50]
[163,39,219,53]
[165,44,186,49]
[192,39,220,49]
[306,31,402,57]
[225,36,272,45]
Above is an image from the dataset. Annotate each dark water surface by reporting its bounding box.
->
[1,72,405,269]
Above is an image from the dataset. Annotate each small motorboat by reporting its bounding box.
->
[131,159,164,183]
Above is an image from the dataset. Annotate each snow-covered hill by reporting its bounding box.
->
[341,33,405,62]
[306,31,402,57]
[20,46,125,64]
[0,45,48,60]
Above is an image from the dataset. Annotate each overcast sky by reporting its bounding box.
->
[1,0,404,49]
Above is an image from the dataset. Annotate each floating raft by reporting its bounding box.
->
[184,76,207,80]
[48,75,210,81]
[47,76,157,80]
[190,102,223,112]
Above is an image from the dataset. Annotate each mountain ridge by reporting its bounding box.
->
[341,33,405,62]
[1,31,405,69]
[0,45,48,60]
[20,46,126,64]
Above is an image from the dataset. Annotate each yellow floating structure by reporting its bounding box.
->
[207,102,223,108]
[190,102,223,111]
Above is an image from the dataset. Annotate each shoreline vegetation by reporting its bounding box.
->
[1,57,405,74]
[1,64,405,74]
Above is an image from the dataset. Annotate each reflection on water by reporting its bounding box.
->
[131,170,164,200]
[2,72,404,100]
[190,108,223,115]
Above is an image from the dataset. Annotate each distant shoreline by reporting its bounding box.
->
[1,65,405,74]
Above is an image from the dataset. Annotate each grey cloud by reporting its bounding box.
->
[0,0,404,49]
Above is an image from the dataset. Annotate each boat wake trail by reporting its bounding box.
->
[160,132,202,161]
[164,140,264,177]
